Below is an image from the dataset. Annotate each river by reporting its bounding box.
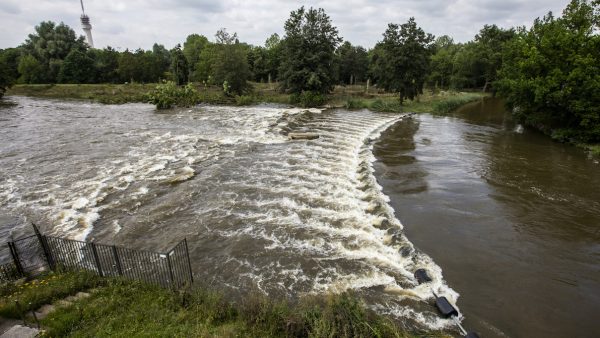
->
[0,96,598,337]
[373,98,600,337]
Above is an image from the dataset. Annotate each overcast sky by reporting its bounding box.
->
[0,0,570,50]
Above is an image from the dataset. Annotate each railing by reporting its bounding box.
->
[1,223,193,289]
[0,261,21,282]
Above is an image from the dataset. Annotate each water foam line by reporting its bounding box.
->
[414,268,480,337]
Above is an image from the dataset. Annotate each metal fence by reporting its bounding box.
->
[0,261,20,282]
[1,224,193,289]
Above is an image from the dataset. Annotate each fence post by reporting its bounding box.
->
[184,238,194,284]
[90,242,104,277]
[31,223,53,270]
[8,242,24,276]
[112,245,123,276]
[41,236,55,270]
[166,252,175,290]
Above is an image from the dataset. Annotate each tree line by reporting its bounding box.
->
[0,1,598,143]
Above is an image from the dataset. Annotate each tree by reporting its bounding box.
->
[183,34,209,80]
[496,0,600,143]
[279,6,342,94]
[427,35,457,89]
[248,46,269,82]
[58,48,95,83]
[373,18,434,103]
[170,44,188,85]
[215,28,238,45]
[473,25,516,92]
[193,43,217,83]
[336,41,369,85]
[212,43,251,95]
[21,21,86,83]
[264,33,282,82]
[0,48,20,97]
[17,54,44,84]
[90,47,120,83]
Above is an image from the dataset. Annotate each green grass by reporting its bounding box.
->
[0,270,103,319]
[7,83,485,114]
[7,84,152,104]
[576,143,600,157]
[1,271,444,337]
[342,91,485,114]
[40,279,417,337]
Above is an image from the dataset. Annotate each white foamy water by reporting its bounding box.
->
[0,97,459,331]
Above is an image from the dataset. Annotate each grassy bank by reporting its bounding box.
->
[0,271,444,337]
[7,83,485,113]
[6,84,153,104]
[342,91,485,114]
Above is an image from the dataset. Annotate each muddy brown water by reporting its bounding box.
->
[373,97,600,337]
[1,96,598,336]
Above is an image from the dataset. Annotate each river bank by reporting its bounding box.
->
[0,270,440,337]
[6,83,485,113]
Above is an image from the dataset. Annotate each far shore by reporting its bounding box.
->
[7,82,486,114]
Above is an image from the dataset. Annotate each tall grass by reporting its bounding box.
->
[0,270,103,319]
[0,271,436,337]
[344,92,485,114]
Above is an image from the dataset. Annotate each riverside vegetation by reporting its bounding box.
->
[1,1,598,152]
[0,270,440,337]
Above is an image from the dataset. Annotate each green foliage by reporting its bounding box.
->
[431,93,483,113]
[170,44,189,85]
[234,95,255,106]
[147,81,198,109]
[193,29,251,95]
[17,271,415,337]
[118,48,167,83]
[212,43,251,96]
[496,0,600,143]
[427,36,457,89]
[0,54,15,98]
[183,34,209,79]
[290,91,326,107]
[17,55,44,84]
[336,41,369,85]
[58,49,95,83]
[0,48,20,97]
[21,21,86,83]
[372,18,435,103]
[89,47,120,83]
[279,7,342,94]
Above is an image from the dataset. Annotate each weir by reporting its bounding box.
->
[0,98,463,333]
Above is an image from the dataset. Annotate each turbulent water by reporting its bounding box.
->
[0,96,460,332]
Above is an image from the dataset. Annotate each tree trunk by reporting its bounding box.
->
[483,81,490,93]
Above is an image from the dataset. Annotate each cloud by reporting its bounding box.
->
[0,1,21,15]
[0,0,569,50]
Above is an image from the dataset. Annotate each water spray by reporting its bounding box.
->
[414,268,480,338]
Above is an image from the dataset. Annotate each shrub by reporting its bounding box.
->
[234,95,255,106]
[290,91,326,108]
[147,81,199,109]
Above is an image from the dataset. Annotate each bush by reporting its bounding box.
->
[234,95,255,106]
[290,91,326,108]
[344,98,368,110]
[431,93,481,114]
[147,81,199,109]
[370,98,402,113]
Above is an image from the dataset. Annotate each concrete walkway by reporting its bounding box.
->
[0,325,39,338]
[0,291,91,337]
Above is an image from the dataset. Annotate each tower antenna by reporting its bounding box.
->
[80,0,94,48]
